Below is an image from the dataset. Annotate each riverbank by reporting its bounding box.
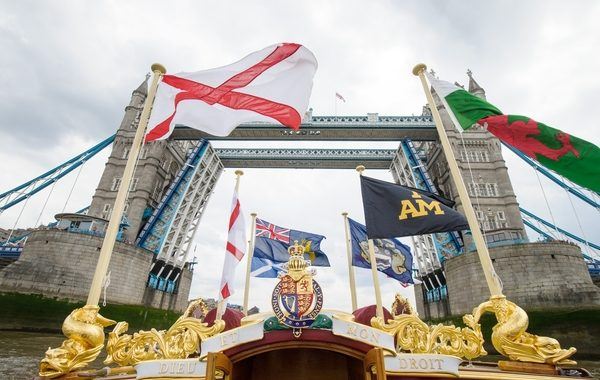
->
[0,292,181,333]
[427,307,600,360]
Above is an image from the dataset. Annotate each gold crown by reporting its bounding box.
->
[287,241,307,272]
[288,241,305,256]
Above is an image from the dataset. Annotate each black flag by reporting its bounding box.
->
[360,175,469,239]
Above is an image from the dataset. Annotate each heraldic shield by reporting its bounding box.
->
[272,241,323,332]
[280,274,314,317]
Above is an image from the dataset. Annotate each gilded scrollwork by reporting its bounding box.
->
[105,299,225,366]
[39,305,116,378]
[371,303,486,360]
[468,295,577,365]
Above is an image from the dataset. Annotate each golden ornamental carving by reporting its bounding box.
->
[468,295,577,365]
[371,310,486,360]
[105,299,225,366]
[39,305,116,378]
[391,293,416,317]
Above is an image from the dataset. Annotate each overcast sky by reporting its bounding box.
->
[1,0,599,313]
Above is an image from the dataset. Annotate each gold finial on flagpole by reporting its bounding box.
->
[356,165,365,174]
[151,63,167,74]
[412,63,427,76]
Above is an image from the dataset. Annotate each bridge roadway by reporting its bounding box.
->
[215,148,397,169]
[171,114,437,141]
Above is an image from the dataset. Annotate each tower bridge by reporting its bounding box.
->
[0,74,599,316]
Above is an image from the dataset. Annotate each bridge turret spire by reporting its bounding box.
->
[132,73,149,97]
[467,69,486,99]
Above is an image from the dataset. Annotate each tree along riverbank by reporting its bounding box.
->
[0,292,180,333]
[427,307,600,360]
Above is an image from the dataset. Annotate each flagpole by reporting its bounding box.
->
[242,212,257,315]
[217,170,244,320]
[413,64,503,296]
[86,63,166,306]
[356,165,384,320]
[342,212,358,312]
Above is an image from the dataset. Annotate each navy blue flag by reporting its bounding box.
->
[360,175,469,239]
[252,221,329,277]
[348,218,413,284]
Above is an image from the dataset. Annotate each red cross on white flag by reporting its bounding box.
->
[219,188,246,300]
[145,43,318,141]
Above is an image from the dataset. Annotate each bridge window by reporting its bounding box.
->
[459,149,490,163]
[102,204,112,219]
[129,111,141,129]
[111,177,122,191]
[130,178,139,192]
[497,211,506,220]
[486,183,498,197]
[475,210,484,220]
[468,182,499,197]
[122,147,130,159]
[152,181,162,201]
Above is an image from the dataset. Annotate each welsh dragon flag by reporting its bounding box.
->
[426,72,600,194]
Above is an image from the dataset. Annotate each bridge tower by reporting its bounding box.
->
[88,78,197,243]
[428,71,527,247]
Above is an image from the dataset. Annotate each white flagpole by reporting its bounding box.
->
[356,165,384,320]
[86,64,166,306]
[342,212,358,311]
[242,213,257,315]
[217,170,244,320]
[413,64,503,296]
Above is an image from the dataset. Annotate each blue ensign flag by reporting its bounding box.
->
[251,221,330,277]
[348,217,413,284]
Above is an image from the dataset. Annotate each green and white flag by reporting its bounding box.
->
[426,71,502,131]
[425,71,600,194]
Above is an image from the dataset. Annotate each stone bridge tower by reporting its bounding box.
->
[427,71,527,248]
[88,78,195,243]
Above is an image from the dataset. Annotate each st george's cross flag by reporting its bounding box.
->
[145,43,318,141]
[218,188,246,300]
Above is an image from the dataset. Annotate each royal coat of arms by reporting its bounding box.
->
[272,241,323,332]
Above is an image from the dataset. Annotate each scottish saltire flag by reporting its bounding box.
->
[252,220,330,271]
[255,218,290,243]
[146,43,318,141]
[250,257,286,278]
[348,218,413,284]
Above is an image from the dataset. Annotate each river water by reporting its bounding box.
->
[0,331,598,379]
